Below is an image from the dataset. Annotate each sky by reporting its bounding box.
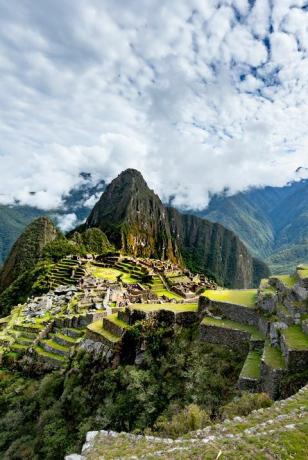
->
[0,0,308,218]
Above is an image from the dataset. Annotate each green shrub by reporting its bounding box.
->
[153,403,211,437]
[221,392,272,419]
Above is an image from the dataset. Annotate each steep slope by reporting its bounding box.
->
[85,169,268,287]
[86,169,179,262]
[0,217,59,292]
[73,385,308,460]
[0,205,43,267]
[167,208,268,288]
[198,193,274,258]
[200,180,308,273]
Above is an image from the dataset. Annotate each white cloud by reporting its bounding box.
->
[55,213,79,232]
[0,0,307,211]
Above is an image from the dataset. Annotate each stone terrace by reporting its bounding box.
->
[199,265,308,398]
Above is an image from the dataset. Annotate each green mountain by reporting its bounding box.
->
[199,180,308,273]
[0,174,105,265]
[0,205,44,267]
[85,169,268,287]
[0,217,59,293]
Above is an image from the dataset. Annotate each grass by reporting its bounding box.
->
[88,266,123,281]
[272,274,297,288]
[263,342,286,369]
[150,276,182,300]
[87,320,121,343]
[43,339,69,352]
[240,350,261,379]
[106,313,130,329]
[81,384,308,459]
[130,303,198,313]
[201,316,264,340]
[34,346,66,361]
[282,325,308,350]
[202,289,257,308]
[297,265,308,279]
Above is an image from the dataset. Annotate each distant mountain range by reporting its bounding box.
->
[197,179,308,273]
[0,174,105,266]
[0,173,307,275]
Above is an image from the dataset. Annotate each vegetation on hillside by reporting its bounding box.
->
[0,323,246,459]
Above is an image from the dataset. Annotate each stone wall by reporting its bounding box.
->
[280,335,308,371]
[199,297,259,327]
[260,361,285,400]
[200,323,250,352]
[238,376,260,392]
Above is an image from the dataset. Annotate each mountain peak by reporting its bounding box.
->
[86,169,178,261]
[0,217,59,292]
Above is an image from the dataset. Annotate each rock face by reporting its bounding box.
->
[86,169,179,262]
[0,217,59,292]
[86,169,269,288]
[167,207,268,288]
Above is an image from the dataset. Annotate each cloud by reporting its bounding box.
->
[55,213,79,232]
[0,0,307,211]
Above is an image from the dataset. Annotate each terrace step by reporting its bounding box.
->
[13,324,44,333]
[11,343,28,354]
[200,316,264,351]
[40,339,70,357]
[87,320,121,347]
[34,346,66,367]
[52,332,77,347]
[103,314,129,337]
[56,327,84,339]
[238,350,262,391]
[15,336,34,346]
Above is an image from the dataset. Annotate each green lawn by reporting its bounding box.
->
[282,325,308,350]
[130,303,198,313]
[263,342,286,369]
[240,350,262,379]
[202,289,257,308]
[201,316,264,340]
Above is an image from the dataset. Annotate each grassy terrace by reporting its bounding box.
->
[201,317,264,340]
[89,264,143,284]
[150,276,182,300]
[240,350,261,379]
[272,274,297,288]
[34,346,66,362]
[202,289,257,308]
[263,342,286,369]
[106,313,130,329]
[282,325,308,350]
[130,303,198,313]
[297,265,308,279]
[87,320,121,342]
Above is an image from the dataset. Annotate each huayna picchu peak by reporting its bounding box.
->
[85,169,268,288]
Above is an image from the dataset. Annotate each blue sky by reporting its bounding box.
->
[0,0,307,217]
